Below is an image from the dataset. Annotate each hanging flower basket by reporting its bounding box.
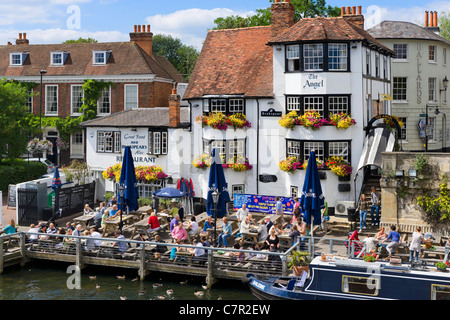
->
[192,154,211,169]
[383,115,404,132]
[326,156,352,178]
[279,157,302,173]
[196,113,251,130]
[329,113,357,130]
[56,138,70,151]
[27,138,53,155]
[302,158,325,170]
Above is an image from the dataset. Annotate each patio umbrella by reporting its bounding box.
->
[154,187,185,198]
[300,150,325,256]
[207,148,230,245]
[118,146,140,231]
[52,166,62,216]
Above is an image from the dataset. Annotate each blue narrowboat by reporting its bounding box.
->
[246,255,450,300]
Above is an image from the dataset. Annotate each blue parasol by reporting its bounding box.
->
[118,146,140,214]
[154,187,185,198]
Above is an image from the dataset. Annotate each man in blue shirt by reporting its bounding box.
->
[217,217,232,247]
[382,225,402,258]
[275,197,284,219]
[114,231,128,253]
[170,215,180,232]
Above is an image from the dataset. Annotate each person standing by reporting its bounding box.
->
[237,204,249,226]
[370,187,381,226]
[178,202,185,222]
[357,194,370,232]
[382,225,402,259]
[275,197,283,219]
[409,226,424,263]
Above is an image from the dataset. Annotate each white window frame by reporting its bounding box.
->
[124,84,138,110]
[71,85,84,115]
[148,131,168,155]
[428,77,437,102]
[328,141,349,162]
[232,185,245,195]
[70,131,84,158]
[328,96,349,115]
[93,51,107,65]
[328,43,348,71]
[286,44,300,72]
[45,85,58,116]
[290,186,298,198]
[9,52,24,66]
[50,52,64,66]
[429,46,437,63]
[393,44,408,61]
[304,44,323,71]
[399,117,407,141]
[304,96,324,117]
[393,77,408,102]
[97,131,121,153]
[229,99,244,114]
[210,99,226,113]
[287,96,301,111]
[25,89,33,113]
[97,87,111,115]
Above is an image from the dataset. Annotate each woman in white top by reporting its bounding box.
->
[409,226,423,263]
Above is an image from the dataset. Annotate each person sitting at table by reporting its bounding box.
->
[147,212,161,233]
[151,234,167,253]
[171,221,187,243]
[228,243,245,262]
[93,202,105,228]
[248,243,265,260]
[107,196,117,208]
[83,230,96,250]
[217,217,232,248]
[108,204,121,220]
[191,239,207,264]
[72,224,83,237]
[289,225,300,246]
[265,217,273,234]
[200,235,210,248]
[66,222,75,232]
[202,216,215,233]
[265,227,280,250]
[236,215,251,239]
[187,216,199,238]
[269,221,283,236]
[83,204,94,216]
[298,217,307,251]
[27,224,40,243]
[170,214,180,232]
[113,231,128,253]
[2,219,17,235]
[63,228,74,246]
[247,214,256,226]
[169,201,179,219]
[257,219,268,243]
[90,227,102,247]
[46,222,58,235]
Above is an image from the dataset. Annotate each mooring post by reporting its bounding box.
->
[75,238,84,270]
[139,244,148,280]
[0,238,4,275]
[19,233,26,267]
[206,249,216,288]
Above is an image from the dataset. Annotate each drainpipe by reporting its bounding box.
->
[256,98,260,195]
[188,101,193,132]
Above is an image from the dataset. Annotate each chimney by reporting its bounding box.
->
[425,11,440,34]
[434,11,438,27]
[341,5,364,30]
[271,0,295,38]
[169,86,181,128]
[16,32,29,45]
[130,24,153,57]
[430,11,434,27]
[425,11,429,27]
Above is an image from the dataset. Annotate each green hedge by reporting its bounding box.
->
[0,160,48,191]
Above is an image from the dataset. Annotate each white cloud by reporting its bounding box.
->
[145,8,255,49]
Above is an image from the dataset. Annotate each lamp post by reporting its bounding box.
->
[118,184,125,232]
[211,189,220,246]
[425,104,440,152]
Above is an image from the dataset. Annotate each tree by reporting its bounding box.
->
[0,79,37,160]
[152,34,200,81]
[438,11,450,41]
[62,37,98,44]
[213,0,340,30]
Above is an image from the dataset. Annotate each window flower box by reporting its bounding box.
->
[102,164,168,183]
[326,156,352,178]
[223,156,252,172]
[299,111,330,130]
[279,157,302,173]
[196,113,251,130]
[279,111,302,130]
[329,113,356,130]
[302,158,325,170]
[192,154,211,169]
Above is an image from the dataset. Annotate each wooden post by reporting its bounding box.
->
[0,238,4,274]
[20,233,26,267]
[139,244,148,280]
[206,250,216,288]
[75,238,84,270]
[281,254,288,276]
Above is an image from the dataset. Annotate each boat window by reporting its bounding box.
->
[342,276,379,296]
[431,285,450,300]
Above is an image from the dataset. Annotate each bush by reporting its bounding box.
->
[0,159,47,191]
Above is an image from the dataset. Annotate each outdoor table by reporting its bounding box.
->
[74,214,95,229]
[422,245,446,260]
[240,231,260,246]
[101,215,134,237]
[278,233,292,249]
[129,206,152,221]
[130,219,150,239]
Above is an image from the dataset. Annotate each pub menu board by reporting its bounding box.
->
[8,184,16,208]
[56,182,95,216]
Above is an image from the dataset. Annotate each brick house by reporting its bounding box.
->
[0,25,185,166]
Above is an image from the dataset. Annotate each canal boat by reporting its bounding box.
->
[246,255,450,300]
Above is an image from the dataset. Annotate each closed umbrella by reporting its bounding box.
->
[207,148,230,245]
[52,166,62,217]
[300,151,325,256]
[118,146,140,232]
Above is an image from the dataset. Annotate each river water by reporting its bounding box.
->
[0,261,254,300]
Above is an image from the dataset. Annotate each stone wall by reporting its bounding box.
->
[380,152,450,237]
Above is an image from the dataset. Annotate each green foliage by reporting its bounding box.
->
[138,198,153,207]
[438,11,450,41]
[152,35,199,81]
[62,37,98,44]
[0,159,47,191]
[60,159,91,185]
[417,176,450,224]
[288,250,311,268]
[414,153,430,175]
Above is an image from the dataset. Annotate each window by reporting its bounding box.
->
[432,285,450,300]
[444,48,447,66]
[393,44,408,60]
[383,56,388,79]
[93,51,108,65]
[429,46,437,62]
[304,96,324,116]
[328,96,349,115]
[375,53,380,78]
[304,44,323,71]
[71,131,84,158]
[97,131,121,153]
[98,87,111,115]
[286,95,350,118]
[148,130,168,155]
[399,117,407,141]
[287,96,301,111]
[428,78,437,102]
[45,85,58,115]
[366,49,371,75]
[328,44,348,71]
[232,185,245,195]
[286,44,300,72]
[125,84,138,110]
[286,139,351,166]
[211,99,226,113]
[203,98,245,115]
[203,139,246,162]
[342,276,379,296]
[9,52,26,66]
[229,99,245,114]
[51,52,64,66]
[393,77,407,101]
[428,117,436,141]
[228,140,245,160]
[25,89,33,113]
[290,186,298,198]
[71,85,84,115]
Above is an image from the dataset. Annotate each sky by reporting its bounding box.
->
[0,0,449,50]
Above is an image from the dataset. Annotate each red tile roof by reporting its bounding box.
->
[184,26,274,100]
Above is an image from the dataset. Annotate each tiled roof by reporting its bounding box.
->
[269,16,393,54]
[367,21,450,46]
[80,108,190,128]
[183,26,274,100]
[0,42,185,82]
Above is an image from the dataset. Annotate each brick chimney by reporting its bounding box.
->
[271,0,295,38]
[169,87,181,128]
[341,5,364,30]
[130,24,153,57]
[16,33,29,45]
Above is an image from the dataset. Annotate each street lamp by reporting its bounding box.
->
[118,184,125,232]
[211,189,220,246]
[441,76,449,93]
[425,104,440,152]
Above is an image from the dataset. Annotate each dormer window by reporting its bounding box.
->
[10,52,28,66]
[50,51,69,66]
[93,50,111,65]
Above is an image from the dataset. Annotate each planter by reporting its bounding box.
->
[293,265,309,277]
[338,183,351,192]
[338,175,351,181]
[436,267,448,272]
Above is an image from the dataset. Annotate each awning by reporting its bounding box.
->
[357,127,396,173]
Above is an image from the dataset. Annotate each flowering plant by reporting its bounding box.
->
[279,111,302,129]
[383,115,404,131]
[56,138,70,151]
[192,154,211,169]
[102,164,168,183]
[326,156,352,177]
[362,253,376,262]
[299,111,330,130]
[196,113,251,130]
[329,113,356,130]
[302,158,325,170]
[223,156,252,172]
[102,163,122,182]
[279,157,302,173]
[27,138,53,155]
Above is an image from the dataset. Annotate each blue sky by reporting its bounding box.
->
[0,0,449,49]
